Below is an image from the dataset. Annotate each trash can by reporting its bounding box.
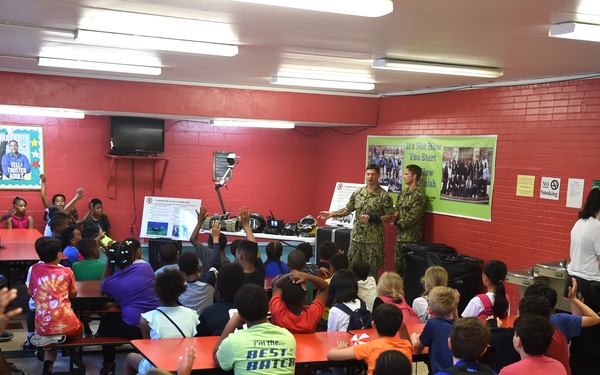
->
[533,261,570,312]
[506,269,549,298]
[403,244,456,306]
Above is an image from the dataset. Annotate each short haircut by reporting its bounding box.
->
[352,261,370,281]
[330,253,349,271]
[216,263,245,301]
[518,295,551,319]
[406,164,422,181]
[81,227,99,239]
[377,272,405,303]
[281,280,306,307]
[235,283,269,322]
[366,164,380,174]
[372,303,403,337]
[428,286,456,318]
[327,269,358,306]
[450,317,490,361]
[51,194,66,205]
[90,198,102,207]
[178,252,199,276]
[77,238,98,259]
[207,232,228,251]
[524,283,557,309]
[50,212,69,232]
[373,350,412,375]
[60,225,79,250]
[230,239,242,257]
[318,241,338,261]
[154,268,187,305]
[296,242,313,260]
[287,250,306,271]
[159,244,179,265]
[514,314,555,356]
[236,240,258,263]
[35,237,61,263]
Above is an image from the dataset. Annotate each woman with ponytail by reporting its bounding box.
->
[462,260,509,318]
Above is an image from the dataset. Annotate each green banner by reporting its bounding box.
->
[367,135,497,221]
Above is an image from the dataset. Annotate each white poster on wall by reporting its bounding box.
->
[566,179,585,208]
[540,177,560,201]
[325,182,365,228]
[140,196,202,240]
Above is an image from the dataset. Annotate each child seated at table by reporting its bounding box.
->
[285,250,315,305]
[373,272,420,324]
[125,268,199,375]
[435,317,495,375]
[327,269,370,332]
[84,198,112,239]
[178,222,222,315]
[327,303,413,375]
[317,241,338,271]
[413,266,448,323]
[213,283,296,374]
[411,286,459,374]
[28,237,82,375]
[72,238,104,281]
[154,244,179,275]
[498,314,566,375]
[462,260,509,319]
[7,196,33,229]
[60,225,83,264]
[373,350,412,375]
[264,241,288,278]
[270,270,329,333]
[196,262,245,336]
[353,260,377,312]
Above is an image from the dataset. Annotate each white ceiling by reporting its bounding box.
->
[1,0,600,97]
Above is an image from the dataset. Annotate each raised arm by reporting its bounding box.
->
[62,187,84,214]
[569,277,600,327]
[189,207,207,248]
[238,206,256,243]
[40,174,50,208]
[290,270,329,305]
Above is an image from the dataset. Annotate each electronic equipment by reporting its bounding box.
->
[110,116,165,155]
[264,210,284,235]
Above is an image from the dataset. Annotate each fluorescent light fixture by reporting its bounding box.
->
[0,105,85,119]
[372,58,503,78]
[549,22,600,42]
[233,0,392,17]
[75,29,238,57]
[38,57,161,75]
[211,118,295,129]
[270,76,375,91]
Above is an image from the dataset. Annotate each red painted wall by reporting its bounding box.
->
[1,72,600,310]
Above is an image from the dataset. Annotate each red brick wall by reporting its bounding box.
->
[2,72,600,310]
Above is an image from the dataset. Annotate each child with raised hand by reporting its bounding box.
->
[125,268,199,375]
[40,174,87,236]
[327,303,413,375]
[462,260,509,319]
[413,266,448,323]
[411,286,459,373]
[270,269,329,333]
[7,196,33,229]
[373,271,421,324]
[436,317,496,375]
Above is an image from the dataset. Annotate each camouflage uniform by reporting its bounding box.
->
[346,186,394,277]
[393,187,426,277]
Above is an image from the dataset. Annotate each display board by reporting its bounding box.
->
[213,151,233,181]
[140,196,202,240]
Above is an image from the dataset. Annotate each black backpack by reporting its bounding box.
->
[443,361,495,375]
[334,300,372,331]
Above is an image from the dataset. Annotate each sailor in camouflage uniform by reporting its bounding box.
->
[319,164,393,277]
[392,164,426,278]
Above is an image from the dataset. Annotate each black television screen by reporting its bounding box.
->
[110,116,165,155]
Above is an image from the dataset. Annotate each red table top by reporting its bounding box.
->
[74,280,104,299]
[0,229,42,261]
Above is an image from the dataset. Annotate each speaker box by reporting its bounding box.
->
[148,238,183,271]
[316,226,352,259]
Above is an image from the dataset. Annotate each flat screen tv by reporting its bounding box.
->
[110,116,165,155]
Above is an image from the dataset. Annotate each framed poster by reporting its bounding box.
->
[0,125,44,190]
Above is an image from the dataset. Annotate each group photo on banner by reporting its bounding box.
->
[367,135,497,221]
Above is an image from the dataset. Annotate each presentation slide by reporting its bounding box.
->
[140,196,202,240]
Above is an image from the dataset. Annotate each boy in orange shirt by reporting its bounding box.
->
[327,303,412,375]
